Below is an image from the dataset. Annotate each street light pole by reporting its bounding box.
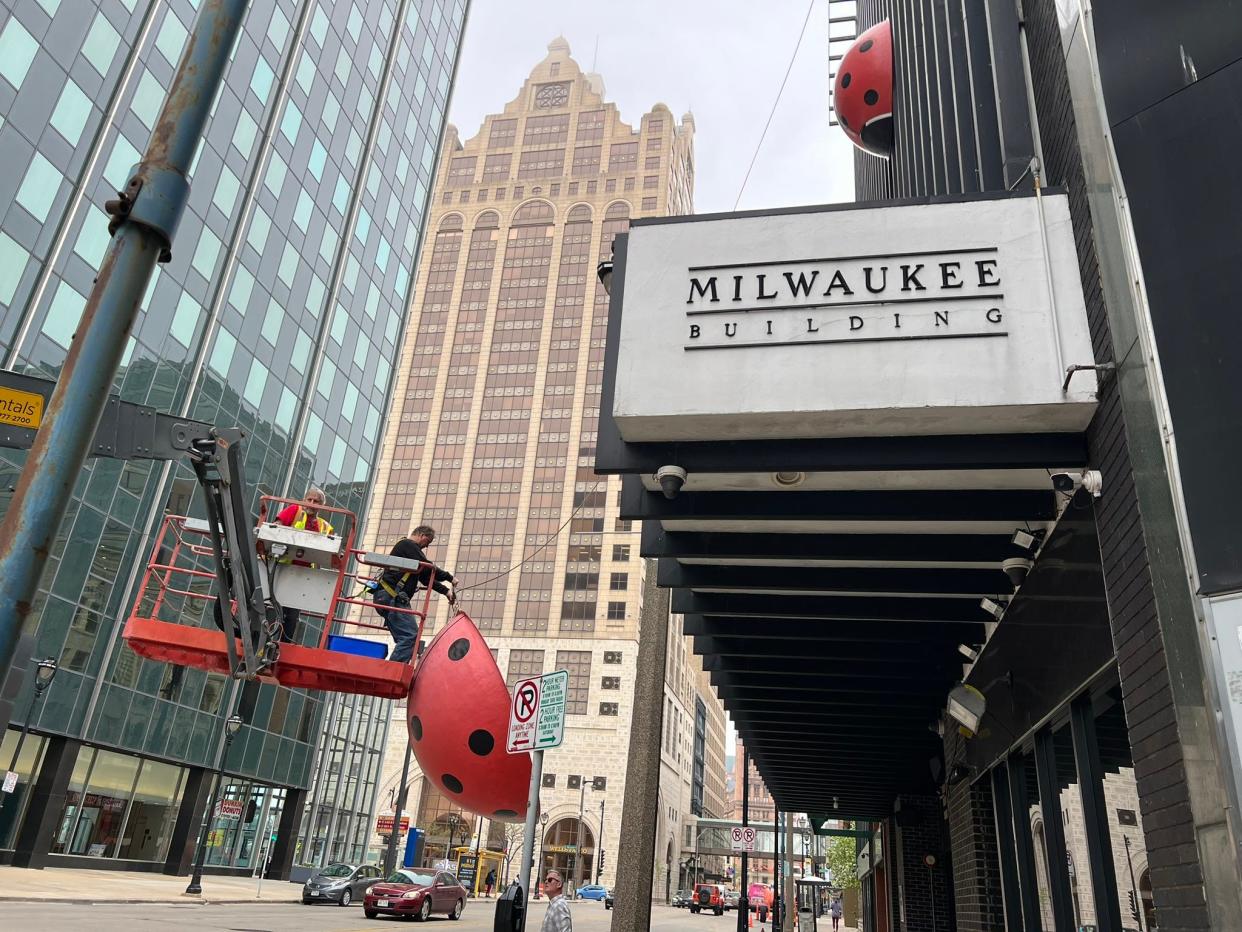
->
[0,659,56,813]
[0,0,250,738]
[536,810,549,898]
[383,743,414,876]
[447,812,460,867]
[595,797,605,884]
[185,712,244,895]
[575,776,585,894]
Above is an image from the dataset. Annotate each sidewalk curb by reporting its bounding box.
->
[0,896,300,905]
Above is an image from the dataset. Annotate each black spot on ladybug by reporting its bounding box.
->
[494,809,518,818]
[841,72,851,89]
[864,90,879,106]
[443,773,464,793]
[448,638,470,660]
[469,729,495,756]
[411,715,423,740]
[860,39,874,52]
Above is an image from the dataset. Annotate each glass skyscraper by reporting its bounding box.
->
[0,0,466,875]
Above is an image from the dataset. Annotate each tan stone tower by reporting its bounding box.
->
[364,39,695,889]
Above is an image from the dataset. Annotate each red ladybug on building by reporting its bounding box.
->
[833,20,894,157]
[406,612,531,821]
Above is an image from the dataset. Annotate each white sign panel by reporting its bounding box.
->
[730,826,757,851]
[2,770,17,794]
[507,670,568,753]
[612,195,1097,441]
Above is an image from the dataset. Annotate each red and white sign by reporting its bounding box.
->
[730,827,757,852]
[215,799,244,821]
[376,814,410,834]
[507,677,541,753]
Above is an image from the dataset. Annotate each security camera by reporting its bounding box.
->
[1051,469,1103,497]
[980,597,1007,620]
[1001,557,1033,589]
[655,465,687,500]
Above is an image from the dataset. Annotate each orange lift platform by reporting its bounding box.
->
[123,493,438,699]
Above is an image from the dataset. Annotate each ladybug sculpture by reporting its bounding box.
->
[406,612,531,821]
[833,20,894,158]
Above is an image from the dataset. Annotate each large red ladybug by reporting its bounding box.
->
[406,612,531,822]
[833,20,894,157]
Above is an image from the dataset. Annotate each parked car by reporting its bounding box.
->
[576,883,609,901]
[605,889,615,910]
[302,862,384,906]
[672,889,693,908]
[363,868,467,921]
[691,882,727,915]
[723,889,741,911]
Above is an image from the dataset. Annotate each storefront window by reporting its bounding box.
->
[0,728,47,849]
[1097,700,1153,930]
[116,759,185,861]
[1053,726,1097,928]
[204,780,284,869]
[50,746,97,855]
[71,748,140,857]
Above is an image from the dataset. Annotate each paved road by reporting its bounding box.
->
[0,899,760,932]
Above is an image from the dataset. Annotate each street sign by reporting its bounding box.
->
[0,385,43,430]
[377,814,411,834]
[215,799,244,820]
[507,669,568,753]
[730,826,757,852]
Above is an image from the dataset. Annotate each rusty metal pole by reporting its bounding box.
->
[0,0,249,731]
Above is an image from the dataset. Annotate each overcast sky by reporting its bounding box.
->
[447,0,857,213]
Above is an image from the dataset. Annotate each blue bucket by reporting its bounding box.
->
[327,634,388,659]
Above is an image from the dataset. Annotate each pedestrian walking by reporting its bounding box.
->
[830,896,843,930]
[540,869,572,932]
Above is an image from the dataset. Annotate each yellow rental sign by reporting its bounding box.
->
[0,387,43,430]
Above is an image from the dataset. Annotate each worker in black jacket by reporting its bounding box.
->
[374,524,457,662]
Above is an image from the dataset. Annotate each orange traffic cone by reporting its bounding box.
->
[749,908,754,928]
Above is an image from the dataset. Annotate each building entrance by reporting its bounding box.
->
[543,817,594,891]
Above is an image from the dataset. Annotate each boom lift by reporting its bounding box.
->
[0,370,433,698]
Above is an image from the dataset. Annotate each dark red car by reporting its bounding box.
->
[364,868,467,921]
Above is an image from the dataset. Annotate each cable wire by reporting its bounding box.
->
[732,0,818,211]
[455,478,607,593]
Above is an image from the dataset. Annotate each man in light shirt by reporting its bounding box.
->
[540,870,572,932]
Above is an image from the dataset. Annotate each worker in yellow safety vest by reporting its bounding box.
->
[273,487,334,643]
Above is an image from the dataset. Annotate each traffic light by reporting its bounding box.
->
[598,851,606,871]
[1128,890,1140,920]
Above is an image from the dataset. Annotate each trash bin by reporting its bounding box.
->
[495,880,525,932]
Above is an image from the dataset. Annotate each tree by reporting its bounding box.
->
[501,824,524,884]
[825,837,858,889]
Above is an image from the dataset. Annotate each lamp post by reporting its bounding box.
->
[536,811,549,898]
[446,811,461,867]
[185,712,244,895]
[0,658,57,813]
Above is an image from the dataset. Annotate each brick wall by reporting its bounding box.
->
[892,795,952,932]
[944,731,1004,932]
[1022,1,1212,928]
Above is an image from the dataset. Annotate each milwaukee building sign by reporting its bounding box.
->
[610,194,1097,442]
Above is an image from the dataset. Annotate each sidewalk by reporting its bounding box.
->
[0,865,302,904]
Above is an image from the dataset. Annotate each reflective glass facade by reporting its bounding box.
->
[0,0,465,865]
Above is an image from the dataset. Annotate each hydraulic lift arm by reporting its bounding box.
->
[0,370,275,678]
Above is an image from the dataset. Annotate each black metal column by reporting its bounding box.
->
[266,787,306,881]
[10,736,79,869]
[773,803,781,929]
[1070,698,1122,932]
[163,766,213,874]
[989,766,1024,929]
[737,747,750,932]
[1033,727,1076,931]
[1004,754,1043,930]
